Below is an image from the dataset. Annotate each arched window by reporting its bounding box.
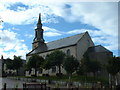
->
[67,49,71,56]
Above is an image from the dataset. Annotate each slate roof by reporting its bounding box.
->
[27,32,86,55]
[46,32,85,50]
[87,45,112,53]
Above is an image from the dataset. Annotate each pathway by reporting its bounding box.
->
[2,77,29,89]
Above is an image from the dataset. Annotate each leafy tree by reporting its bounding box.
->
[76,65,85,75]
[5,58,14,70]
[26,54,44,76]
[42,54,52,74]
[63,55,79,75]
[47,50,65,74]
[81,55,101,77]
[13,56,23,76]
[63,55,79,85]
[107,56,120,76]
[106,56,120,87]
[88,60,101,77]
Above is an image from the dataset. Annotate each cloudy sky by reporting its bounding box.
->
[0,0,119,59]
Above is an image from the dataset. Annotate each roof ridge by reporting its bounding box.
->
[46,32,86,44]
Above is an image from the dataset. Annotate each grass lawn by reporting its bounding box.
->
[13,75,109,84]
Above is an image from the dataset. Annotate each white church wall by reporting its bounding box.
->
[76,32,94,61]
[37,45,76,75]
[26,45,77,76]
[37,45,77,58]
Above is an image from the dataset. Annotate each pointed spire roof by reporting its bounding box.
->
[37,13,42,24]
[1,55,3,59]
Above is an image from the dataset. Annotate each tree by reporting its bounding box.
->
[63,55,79,75]
[106,56,120,87]
[42,54,52,74]
[5,58,14,70]
[76,65,85,75]
[26,54,44,76]
[107,56,120,76]
[47,50,65,74]
[81,55,101,77]
[63,55,79,86]
[80,55,90,75]
[13,56,23,76]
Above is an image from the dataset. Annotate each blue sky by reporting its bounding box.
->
[0,0,119,59]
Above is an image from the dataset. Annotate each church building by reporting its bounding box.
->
[26,14,113,76]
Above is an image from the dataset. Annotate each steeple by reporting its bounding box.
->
[37,13,42,24]
[37,13,42,29]
[1,55,3,60]
[32,13,45,49]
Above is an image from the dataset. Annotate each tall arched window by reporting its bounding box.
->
[67,49,71,56]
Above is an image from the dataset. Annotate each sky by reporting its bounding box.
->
[0,0,119,59]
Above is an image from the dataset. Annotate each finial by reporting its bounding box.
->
[37,13,42,24]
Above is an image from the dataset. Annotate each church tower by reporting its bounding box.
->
[32,13,45,49]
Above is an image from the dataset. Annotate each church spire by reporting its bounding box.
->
[32,13,45,49]
[37,13,42,24]
[1,55,3,60]
[37,13,42,29]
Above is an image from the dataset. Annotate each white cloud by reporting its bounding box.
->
[0,1,118,56]
[66,28,118,51]
[0,1,117,37]
[42,25,118,51]
[67,29,84,34]
[44,32,61,37]
[57,2,118,36]
[25,34,33,38]
[0,0,61,24]
[43,26,62,37]
[0,24,3,29]
[0,29,29,59]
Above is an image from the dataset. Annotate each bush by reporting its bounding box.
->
[45,74,49,77]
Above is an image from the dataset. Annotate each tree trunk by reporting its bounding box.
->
[113,75,116,88]
[93,72,96,78]
[93,72,96,88]
[16,69,19,76]
[35,68,37,77]
[68,74,72,88]
[58,65,61,74]
[110,75,112,89]
[47,69,50,75]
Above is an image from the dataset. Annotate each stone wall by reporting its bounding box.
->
[76,32,94,61]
